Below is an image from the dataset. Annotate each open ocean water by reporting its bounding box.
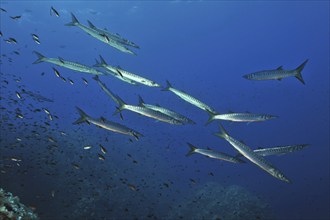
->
[0,1,329,220]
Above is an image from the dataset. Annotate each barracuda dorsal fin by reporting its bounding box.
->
[87,20,96,29]
[138,95,145,106]
[100,117,106,122]
[276,66,283,70]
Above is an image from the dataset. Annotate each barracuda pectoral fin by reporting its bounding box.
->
[115,69,124,78]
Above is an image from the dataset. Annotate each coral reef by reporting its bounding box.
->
[0,188,39,220]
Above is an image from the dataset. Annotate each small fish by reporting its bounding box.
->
[16,91,21,99]
[43,108,50,115]
[48,114,53,121]
[50,6,60,17]
[51,190,55,197]
[11,157,22,162]
[33,38,41,44]
[98,153,105,161]
[72,163,80,169]
[60,76,67,82]
[128,184,137,191]
[52,67,61,77]
[83,145,92,150]
[0,8,7,12]
[100,144,107,154]
[82,77,88,85]
[32,34,39,40]
[48,136,56,143]
[16,113,24,119]
[10,15,21,20]
[0,31,2,37]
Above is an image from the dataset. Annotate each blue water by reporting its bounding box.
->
[0,1,329,220]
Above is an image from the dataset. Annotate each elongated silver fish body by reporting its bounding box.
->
[87,20,139,49]
[123,104,183,125]
[73,107,142,139]
[33,51,105,75]
[254,144,309,157]
[186,143,245,163]
[213,113,277,122]
[163,80,217,114]
[143,103,195,124]
[66,13,135,55]
[99,62,159,87]
[215,125,291,183]
[243,59,308,85]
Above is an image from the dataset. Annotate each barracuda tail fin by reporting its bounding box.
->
[33,51,47,64]
[295,59,308,85]
[186,142,197,156]
[113,94,126,115]
[161,80,172,91]
[87,20,96,29]
[205,110,216,126]
[73,107,89,124]
[214,123,229,139]
[65,13,79,26]
[93,55,107,67]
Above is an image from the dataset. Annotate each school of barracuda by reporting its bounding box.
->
[1,7,310,186]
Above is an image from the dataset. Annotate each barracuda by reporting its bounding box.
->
[138,96,195,124]
[73,107,142,140]
[206,112,277,125]
[94,55,160,87]
[186,143,245,163]
[214,124,291,183]
[65,13,136,55]
[253,144,310,157]
[93,77,182,124]
[87,20,140,49]
[162,80,217,114]
[33,51,105,75]
[243,59,308,85]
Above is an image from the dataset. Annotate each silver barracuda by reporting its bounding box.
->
[214,124,291,183]
[95,55,160,87]
[138,96,195,124]
[206,112,277,125]
[186,143,245,163]
[243,59,308,85]
[87,20,140,49]
[253,144,310,157]
[65,13,136,55]
[33,51,105,75]
[73,107,143,140]
[162,80,217,114]
[93,76,121,105]
[114,94,184,125]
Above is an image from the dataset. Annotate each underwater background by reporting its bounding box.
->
[0,1,329,220]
